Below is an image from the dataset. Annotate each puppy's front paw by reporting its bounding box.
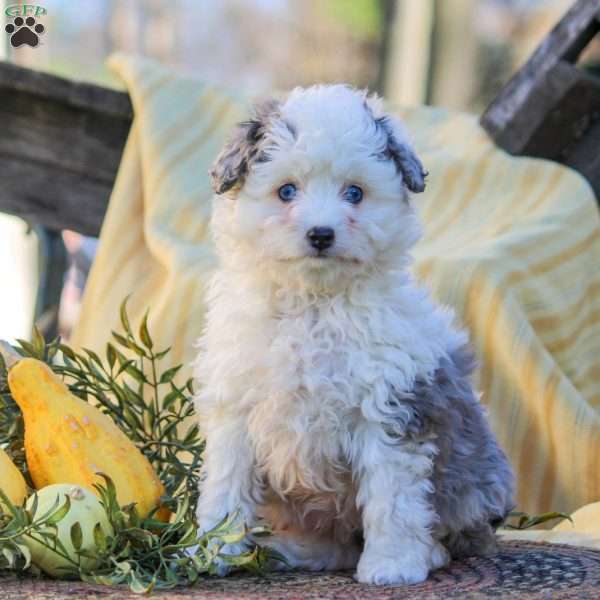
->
[355,552,429,586]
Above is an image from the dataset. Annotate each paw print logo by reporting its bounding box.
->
[5,16,45,48]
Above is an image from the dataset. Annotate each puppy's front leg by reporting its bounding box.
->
[196,415,258,569]
[353,423,448,585]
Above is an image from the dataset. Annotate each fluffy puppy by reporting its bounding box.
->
[194,85,514,585]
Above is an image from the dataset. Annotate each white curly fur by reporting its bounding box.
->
[193,85,513,585]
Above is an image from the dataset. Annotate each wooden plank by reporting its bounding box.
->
[2,61,132,117]
[516,62,600,161]
[481,0,599,149]
[480,0,600,200]
[1,154,114,236]
[0,61,132,237]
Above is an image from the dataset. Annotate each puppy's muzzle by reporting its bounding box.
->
[307,226,335,251]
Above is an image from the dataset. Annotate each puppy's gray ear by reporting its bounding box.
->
[210,99,279,195]
[210,120,262,194]
[377,115,427,194]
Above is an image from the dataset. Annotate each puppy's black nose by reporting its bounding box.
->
[306,226,335,251]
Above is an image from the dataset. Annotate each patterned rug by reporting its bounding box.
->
[2,541,600,599]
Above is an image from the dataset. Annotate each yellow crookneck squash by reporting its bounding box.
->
[8,358,167,519]
[0,447,27,510]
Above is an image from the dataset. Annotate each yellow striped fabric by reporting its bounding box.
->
[73,55,600,525]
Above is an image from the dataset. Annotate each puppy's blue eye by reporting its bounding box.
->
[278,183,297,202]
[343,184,363,204]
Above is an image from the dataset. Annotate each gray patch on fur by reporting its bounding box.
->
[210,98,281,194]
[389,346,515,558]
[376,116,427,194]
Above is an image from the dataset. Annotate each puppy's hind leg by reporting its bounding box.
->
[444,523,498,559]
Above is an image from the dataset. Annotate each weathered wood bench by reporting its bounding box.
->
[0,0,598,338]
[0,64,132,336]
[0,61,132,237]
[481,0,600,197]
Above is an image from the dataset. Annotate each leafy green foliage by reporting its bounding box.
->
[0,476,270,592]
[0,485,68,574]
[0,299,270,592]
[2,297,202,507]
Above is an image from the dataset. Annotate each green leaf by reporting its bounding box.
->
[106,343,117,370]
[46,339,60,363]
[59,343,77,361]
[124,364,148,384]
[115,560,132,575]
[162,389,180,411]
[139,311,153,350]
[183,424,200,446]
[122,404,144,430]
[177,523,198,546]
[32,327,45,358]
[93,474,121,523]
[70,521,83,551]
[504,510,573,530]
[128,571,155,594]
[522,511,571,529]
[218,529,247,545]
[46,496,71,525]
[126,340,147,358]
[115,359,135,378]
[121,382,145,408]
[15,339,36,357]
[219,547,259,567]
[93,522,108,552]
[172,496,190,525]
[15,543,32,569]
[518,515,528,528]
[83,348,103,368]
[2,547,16,568]
[111,331,146,357]
[155,347,172,360]
[119,296,133,335]
[28,492,39,519]
[160,365,182,385]
[112,331,131,349]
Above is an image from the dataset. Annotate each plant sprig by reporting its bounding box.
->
[504,511,572,530]
[0,298,269,592]
[0,477,270,593]
[2,298,202,508]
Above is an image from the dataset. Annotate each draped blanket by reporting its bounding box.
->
[73,55,600,540]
